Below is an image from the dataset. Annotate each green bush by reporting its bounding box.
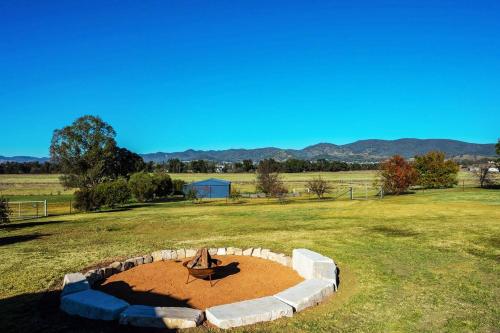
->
[95,178,131,208]
[414,151,459,188]
[172,179,186,195]
[128,172,156,202]
[153,172,173,198]
[73,188,100,211]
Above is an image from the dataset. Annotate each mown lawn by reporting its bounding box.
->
[0,188,499,332]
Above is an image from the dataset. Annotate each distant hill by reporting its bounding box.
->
[140,139,496,163]
[1,139,495,164]
[0,155,49,163]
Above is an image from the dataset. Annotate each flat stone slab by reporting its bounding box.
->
[62,273,89,296]
[292,249,337,288]
[119,305,203,329]
[60,289,129,321]
[206,296,293,329]
[274,279,334,312]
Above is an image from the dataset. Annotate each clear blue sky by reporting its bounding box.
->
[1,0,499,156]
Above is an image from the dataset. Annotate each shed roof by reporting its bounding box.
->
[190,178,231,186]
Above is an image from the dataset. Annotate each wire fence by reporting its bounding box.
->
[7,200,75,220]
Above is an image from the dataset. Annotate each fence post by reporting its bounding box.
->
[44,200,48,217]
[350,187,353,200]
[18,202,21,217]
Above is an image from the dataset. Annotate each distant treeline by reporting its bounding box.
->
[0,158,379,174]
[154,158,379,173]
[0,161,61,174]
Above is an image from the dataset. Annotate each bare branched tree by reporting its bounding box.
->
[307,176,332,199]
[0,197,12,224]
[475,165,492,188]
[256,159,287,198]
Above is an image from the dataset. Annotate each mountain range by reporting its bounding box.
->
[1,139,496,164]
[141,139,496,163]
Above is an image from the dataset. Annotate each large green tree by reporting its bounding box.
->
[50,115,144,189]
[413,151,459,188]
[50,115,117,189]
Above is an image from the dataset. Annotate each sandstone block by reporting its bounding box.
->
[274,279,334,312]
[251,248,262,257]
[60,289,129,321]
[185,248,197,258]
[292,249,337,288]
[143,255,153,264]
[62,273,89,296]
[176,249,186,259]
[119,305,203,329]
[206,296,293,329]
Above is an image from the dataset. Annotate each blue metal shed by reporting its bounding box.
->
[183,178,231,199]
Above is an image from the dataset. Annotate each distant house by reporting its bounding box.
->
[183,178,231,199]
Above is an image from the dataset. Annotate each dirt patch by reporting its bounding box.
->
[96,255,304,309]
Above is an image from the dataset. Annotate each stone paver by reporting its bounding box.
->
[217,247,227,255]
[242,248,253,256]
[206,296,293,329]
[60,289,129,321]
[251,248,262,257]
[259,249,270,259]
[143,254,153,264]
[185,248,197,258]
[151,250,163,262]
[62,273,89,296]
[274,279,334,312]
[292,249,337,288]
[119,305,203,329]
[177,249,186,259]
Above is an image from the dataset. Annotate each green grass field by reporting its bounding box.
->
[0,181,498,332]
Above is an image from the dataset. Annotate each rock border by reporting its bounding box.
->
[60,247,338,329]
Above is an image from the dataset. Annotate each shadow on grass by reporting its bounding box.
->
[0,289,179,333]
[370,226,420,237]
[0,233,50,246]
[0,220,65,230]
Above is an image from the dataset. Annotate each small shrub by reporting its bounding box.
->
[307,176,332,199]
[186,188,198,202]
[229,187,242,201]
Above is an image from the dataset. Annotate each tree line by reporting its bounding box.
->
[0,161,61,174]
[151,158,378,173]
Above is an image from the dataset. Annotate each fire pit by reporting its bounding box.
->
[183,248,222,287]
